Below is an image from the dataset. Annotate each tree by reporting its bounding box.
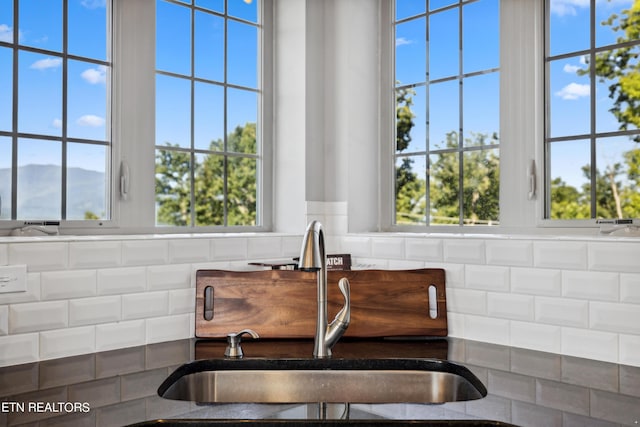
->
[155,123,257,227]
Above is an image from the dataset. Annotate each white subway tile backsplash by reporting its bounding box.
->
[9,301,68,334]
[561,327,618,363]
[147,264,192,291]
[169,288,196,315]
[487,293,534,321]
[533,241,587,270]
[387,259,425,270]
[429,262,464,288]
[40,326,95,360]
[122,292,169,320]
[146,313,191,344]
[0,272,40,304]
[95,320,145,352]
[97,266,146,295]
[590,302,640,335]
[446,311,465,337]
[486,240,533,267]
[511,268,562,296]
[69,241,121,269]
[371,237,405,260]
[282,236,303,257]
[620,273,640,303]
[619,334,640,367]
[41,269,97,300]
[0,305,7,335]
[405,238,443,262]
[463,314,510,346]
[535,297,588,328]
[510,321,561,354]
[446,288,487,316]
[69,296,121,326]
[211,237,248,261]
[562,270,619,302]
[168,239,210,263]
[122,240,169,266]
[465,265,510,292]
[341,236,372,258]
[9,242,68,271]
[248,237,282,259]
[589,242,640,273]
[0,333,39,367]
[443,239,485,264]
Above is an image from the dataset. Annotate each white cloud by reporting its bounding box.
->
[81,0,106,9]
[81,65,107,84]
[30,57,62,70]
[396,37,412,47]
[52,119,62,129]
[77,115,105,127]
[550,0,589,16]
[556,82,590,100]
[563,63,582,73]
[0,24,12,43]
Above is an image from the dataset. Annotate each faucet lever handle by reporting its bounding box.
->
[225,329,259,358]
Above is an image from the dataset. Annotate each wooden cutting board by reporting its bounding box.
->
[195,268,447,339]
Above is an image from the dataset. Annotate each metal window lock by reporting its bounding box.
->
[224,329,259,358]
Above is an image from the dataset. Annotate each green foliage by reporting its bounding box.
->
[155,123,257,227]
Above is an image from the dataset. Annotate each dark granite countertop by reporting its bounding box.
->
[1,337,640,426]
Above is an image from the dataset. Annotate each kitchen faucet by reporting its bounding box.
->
[298,220,351,358]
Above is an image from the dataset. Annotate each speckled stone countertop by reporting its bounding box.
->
[1,337,640,426]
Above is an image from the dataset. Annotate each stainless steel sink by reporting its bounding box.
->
[158,358,487,404]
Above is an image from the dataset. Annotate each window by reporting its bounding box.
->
[545,0,640,221]
[393,0,500,226]
[0,0,111,223]
[155,0,262,228]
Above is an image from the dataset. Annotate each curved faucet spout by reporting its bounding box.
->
[298,220,350,358]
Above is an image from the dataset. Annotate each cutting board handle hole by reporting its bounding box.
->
[428,285,438,319]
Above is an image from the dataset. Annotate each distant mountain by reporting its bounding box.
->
[0,165,106,220]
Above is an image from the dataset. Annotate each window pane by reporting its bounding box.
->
[194,81,224,151]
[395,156,427,225]
[430,80,458,150]
[195,0,224,13]
[67,143,107,220]
[396,85,426,153]
[430,152,459,225]
[596,0,629,48]
[18,51,62,136]
[0,1,13,42]
[463,148,499,225]
[18,0,63,51]
[463,0,499,74]
[0,137,11,220]
[68,59,108,141]
[228,0,258,23]
[227,155,257,226]
[156,74,191,148]
[68,0,107,60]
[195,10,224,82]
[17,138,62,220]
[156,0,191,75]
[227,20,258,88]
[548,56,590,137]
[395,17,426,86]
[595,46,640,134]
[429,8,459,80]
[227,88,257,153]
[430,0,457,11]
[464,72,499,146]
[396,0,425,21]
[155,147,192,226]
[194,152,224,226]
[596,136,640,219]
[0,47,11,132]
[548,139,591,219]
[548,0,589,56]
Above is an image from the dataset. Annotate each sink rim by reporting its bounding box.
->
[158,357,487,404]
